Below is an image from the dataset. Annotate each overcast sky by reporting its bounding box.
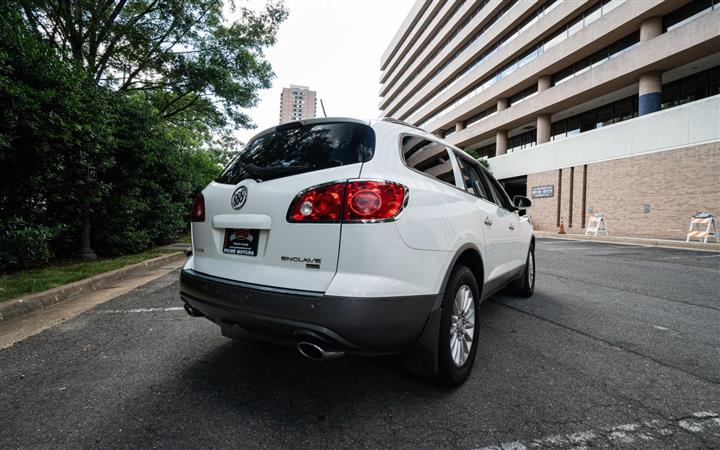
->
[234,0,415,143]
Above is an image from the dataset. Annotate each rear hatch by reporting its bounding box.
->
[191,120,375,292]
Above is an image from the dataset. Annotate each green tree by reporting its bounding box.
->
[0,2,285,270]
[92,94,222,255]
[19,0,287,130]
[0,5,115,267]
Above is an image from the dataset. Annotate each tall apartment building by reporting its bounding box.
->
[381,0,720,238]
[279,85,317,123]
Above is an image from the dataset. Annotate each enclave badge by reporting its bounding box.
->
[231,186,248,210]
[281,256,322,264]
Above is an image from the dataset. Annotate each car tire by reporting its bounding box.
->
[437,264,480,387]
[509,246,535,297]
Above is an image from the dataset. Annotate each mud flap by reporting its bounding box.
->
[400,304,442,378]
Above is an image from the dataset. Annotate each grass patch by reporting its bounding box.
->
[0,250,169,303]
[176,234,192,244]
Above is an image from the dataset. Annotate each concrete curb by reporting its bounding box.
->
[0,251,187,322]
[534,231,720,252]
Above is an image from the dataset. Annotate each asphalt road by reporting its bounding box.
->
[1,239,719,449]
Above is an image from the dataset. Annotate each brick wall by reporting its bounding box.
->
[525,142,720,238]
[526,170,558,231]
[572,166,586,229]
[560,167,572,230]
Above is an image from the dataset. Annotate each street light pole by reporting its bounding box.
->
[77,201,96,259]
[77,166,97,259]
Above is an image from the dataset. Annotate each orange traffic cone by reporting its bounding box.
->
[558,217,566,234]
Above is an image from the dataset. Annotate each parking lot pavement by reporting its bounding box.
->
[1,239,719,449]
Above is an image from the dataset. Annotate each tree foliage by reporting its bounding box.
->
[20,0,287,129]
[0,1,286,271]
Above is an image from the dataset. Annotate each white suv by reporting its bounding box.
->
[180,117,535,386]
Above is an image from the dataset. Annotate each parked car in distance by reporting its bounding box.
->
[180,117,535,386]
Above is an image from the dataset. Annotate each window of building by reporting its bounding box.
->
[551,31,639,86]
[475,143,496,158]
[681,72,709,103]
[441,128,457,138]
[567,15,583,36]
[508,85,539,107]
[596,104,613,128]
[591,47,609,68]
[518,47,540,69]
[411,0,640,132]
[661,82,681,109]
[508,129,537,152]
[601,0,623,15]
[576,56,593,77]
[552,66,574,86]
[548,92,651,140]
[661,65,720,109]
[663,0,718,32]
[404,0,566,121]
[580,111,596,132]
[608,32,639,58]
[388,0,504,106]
[566,117,581,137]
[401,136,456,185]
[551,121,567,141]
[613,97,635,122]
[464,105,497,128]
[709,67,720,96]
[583,2,602,26]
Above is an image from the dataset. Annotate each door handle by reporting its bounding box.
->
[484,217,493,226]
[509,224,515,230]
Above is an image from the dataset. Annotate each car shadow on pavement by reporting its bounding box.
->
[78,296,710,448]
[85,303,514,448]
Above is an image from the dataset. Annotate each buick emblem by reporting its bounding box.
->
[231,186,248,210]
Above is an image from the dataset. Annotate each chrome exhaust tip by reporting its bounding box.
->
[297,341,344,361]
[183,303,203,317]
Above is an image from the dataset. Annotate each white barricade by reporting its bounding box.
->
[686,215,718,244]
[585,214,608,237]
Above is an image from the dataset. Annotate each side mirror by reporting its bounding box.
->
[513,195,532,210]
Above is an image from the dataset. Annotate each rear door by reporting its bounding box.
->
[456,157,514,285]
[191,120,375,292]
[478,167,525,272]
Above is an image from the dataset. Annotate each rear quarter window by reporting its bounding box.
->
[216,122,375,184]
[401,135,457,185]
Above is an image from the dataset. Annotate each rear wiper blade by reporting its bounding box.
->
[246,163,309,179]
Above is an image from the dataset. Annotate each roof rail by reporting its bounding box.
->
[380,117,426,132]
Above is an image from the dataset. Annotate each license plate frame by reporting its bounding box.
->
[222,228,260,256]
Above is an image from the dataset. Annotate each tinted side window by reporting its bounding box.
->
[456,157,490,200]
[401,136,456,185]
[480,168,513,210]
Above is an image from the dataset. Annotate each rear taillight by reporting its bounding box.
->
[288,180,406,223]
[191,194,205,222]
[288,182,345,222]
[344,181,405,221]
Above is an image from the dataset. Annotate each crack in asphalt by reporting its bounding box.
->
[482,307,678,426]
[536,269,720,313]
[493,300,720,387]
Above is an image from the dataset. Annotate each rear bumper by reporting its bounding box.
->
[179,269,437,353]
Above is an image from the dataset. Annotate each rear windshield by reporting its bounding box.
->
[216,122,375,184]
